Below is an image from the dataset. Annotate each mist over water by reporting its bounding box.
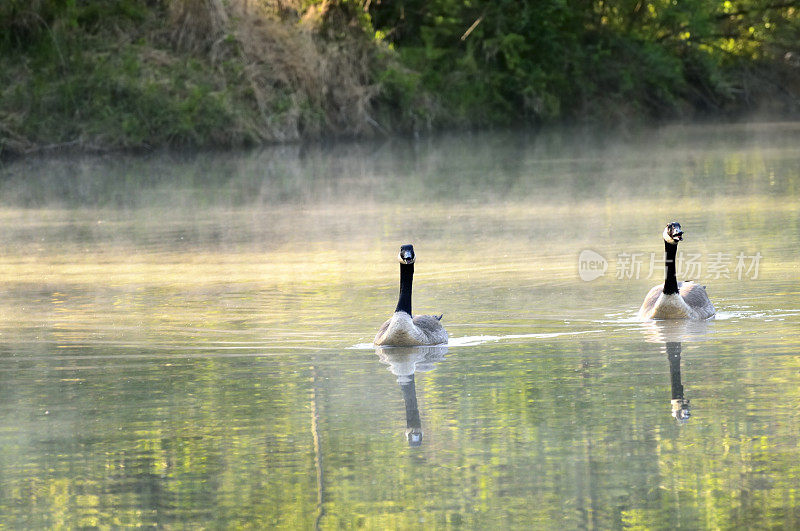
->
[1,123,799,528]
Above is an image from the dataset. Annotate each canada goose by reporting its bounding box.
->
[374,245,448,346]
[637,222,716,320]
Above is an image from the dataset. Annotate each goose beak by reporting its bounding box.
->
[673,231,683,241]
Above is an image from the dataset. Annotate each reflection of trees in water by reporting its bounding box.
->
[375,346,448,447]
[0,355,334,528]
[310,363,326,529]
[2,330,800,528]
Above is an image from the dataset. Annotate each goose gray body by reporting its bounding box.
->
[637,222,715,321]
[374,244,448,347]
[638,281,716,320]
[374,312,448,347]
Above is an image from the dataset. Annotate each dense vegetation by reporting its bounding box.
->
[1,0,799,157]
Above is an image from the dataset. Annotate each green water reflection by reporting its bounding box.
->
[1,123,799,528]
[1,338,797,528]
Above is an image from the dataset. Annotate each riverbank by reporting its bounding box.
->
[2,0,799,160]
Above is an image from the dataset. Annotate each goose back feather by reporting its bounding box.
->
[375,312,448,347]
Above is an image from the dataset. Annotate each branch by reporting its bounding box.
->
[461,15,484,41]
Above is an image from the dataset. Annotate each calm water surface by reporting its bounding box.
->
[1,123,799,528]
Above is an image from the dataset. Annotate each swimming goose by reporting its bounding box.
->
[374,245,448,346]
[637,222,716,320]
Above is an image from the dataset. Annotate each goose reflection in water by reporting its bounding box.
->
[666,341,690,422]
[641,319,710,423]
[374,345,448,446]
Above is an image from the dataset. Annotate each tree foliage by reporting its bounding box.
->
[367,0,800,125]
[0,0,799,156]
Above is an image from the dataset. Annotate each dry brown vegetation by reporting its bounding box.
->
[167,0,383,140]
[0,0,391,158]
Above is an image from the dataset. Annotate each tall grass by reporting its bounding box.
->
[1,0,798,159]
[0,0,388,158]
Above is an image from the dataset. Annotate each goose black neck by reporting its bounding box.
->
[663,241,679,295]
[395,263,413,314]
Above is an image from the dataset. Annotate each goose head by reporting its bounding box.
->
[663,222,683,244]
[397,244,415,265]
